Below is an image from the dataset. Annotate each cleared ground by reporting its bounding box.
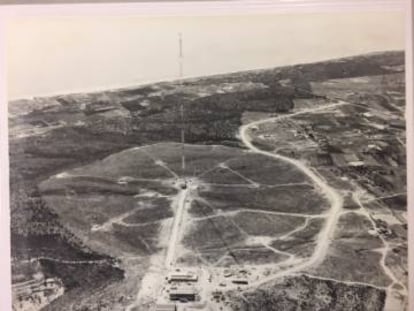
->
[39,143,327,263]
[310,212,392,287]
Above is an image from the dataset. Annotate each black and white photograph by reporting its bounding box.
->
[4,2,410,311]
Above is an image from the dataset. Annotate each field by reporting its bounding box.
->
[197,184,327,214]
[270,218,324,258]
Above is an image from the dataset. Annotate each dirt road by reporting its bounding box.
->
[165,186,190,268]
[239,102,345,287]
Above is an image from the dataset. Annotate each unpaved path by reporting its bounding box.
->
[238,102,345,287]
[165,186,190,268]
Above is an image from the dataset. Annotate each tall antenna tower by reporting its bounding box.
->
[178,32,185,172]
[180,103,185,172]
[178,32,183,78]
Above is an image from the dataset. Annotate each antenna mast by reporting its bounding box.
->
[181,104,185,171]
[179,32,183,78]
[178,33,185,172]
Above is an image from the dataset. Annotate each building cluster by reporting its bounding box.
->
[155,270,200,310]
[12,276,63,311]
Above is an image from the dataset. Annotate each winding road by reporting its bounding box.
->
[238,102,345,286]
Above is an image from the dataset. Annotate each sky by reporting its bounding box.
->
[6,10,405,100]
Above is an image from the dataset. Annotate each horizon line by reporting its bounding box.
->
[8,49,404,102]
